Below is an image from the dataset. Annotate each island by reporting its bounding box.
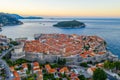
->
[53,20,85,28]
[0,13,23,27]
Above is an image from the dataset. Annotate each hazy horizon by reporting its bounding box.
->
[0,0,120,17]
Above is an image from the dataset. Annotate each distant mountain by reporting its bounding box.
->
[10,14,24,19]
[11,14,43,19]
[0,13,23,27]
[24,16,43,19]
[10,14,43,19]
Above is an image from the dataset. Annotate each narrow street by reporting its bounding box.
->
[104,69,120,80]
[0,46,14,80]
[0,59,12,80]
[88,64,119,80]
[107,73,118,80]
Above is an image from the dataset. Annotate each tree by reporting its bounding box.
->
[28,63,31,71]
[57,58,66,65]
[78,75,86,80]
[0,50,2,53]
[80,62,88,67]
[63,58,66,65]
[93,68,107,80]
[26,70,30,75]
[10,41,19,46]
[104,61,111,69]
[84,44,90,51]
[51,63,59,68]
[104,61,116,70]
[114,61,120,70]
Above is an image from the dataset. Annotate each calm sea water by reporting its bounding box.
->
[0,18,120,57]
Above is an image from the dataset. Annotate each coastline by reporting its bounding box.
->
[1,18,120,58]
[0,33,119,80]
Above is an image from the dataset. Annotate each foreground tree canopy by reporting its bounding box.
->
[93,68,107,80]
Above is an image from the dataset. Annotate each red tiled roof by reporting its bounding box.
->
[45,64,51,70]
[33,62,39,67]
[98,52,105,55]
[22,63,28,69]
[96,63,104,67]
[48,69,56,74]
[70,72,78,78]
[24,34,105,57]
[59,67,69,73]
[33,68,41,71]
[10,66,14,72]
[13,71,20,77]
[90,67,96,72]
[13,77,21,80]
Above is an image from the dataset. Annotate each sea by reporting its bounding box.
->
[0,18,120,58]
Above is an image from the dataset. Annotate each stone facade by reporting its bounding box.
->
[11,42,25,60]
[24,51,118,65]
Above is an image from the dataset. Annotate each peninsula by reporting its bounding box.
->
[53,20,85,28]
[0,34,119,80]
[0,13,43,27]
[0,13,23,27]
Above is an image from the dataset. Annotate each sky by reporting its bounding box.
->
[0,0,120,17]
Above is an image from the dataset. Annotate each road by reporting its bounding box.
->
[104,69,120,80]
[0,59,12,80]
[107,73,118,80]
[88,64,119,80]
[0,46,14,80]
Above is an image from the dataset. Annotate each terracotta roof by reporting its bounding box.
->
[45,64,51,70]
[33,62,39,67]
[80,51,95,58]
[13,77,21,80]
[22,63,28,69]
[13,71,20,77]
[75,78,80,80]
[71,72,78,78]
[90,67,96,72]
[10,66,14,72]
[96,63,104,67]
[33,68,41,71]
[48,69,56,74]
[24,34,105,57]
[98,52,105,55]
[80,53,87,58]
[89,52,96,57]
[59,67,69,73]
